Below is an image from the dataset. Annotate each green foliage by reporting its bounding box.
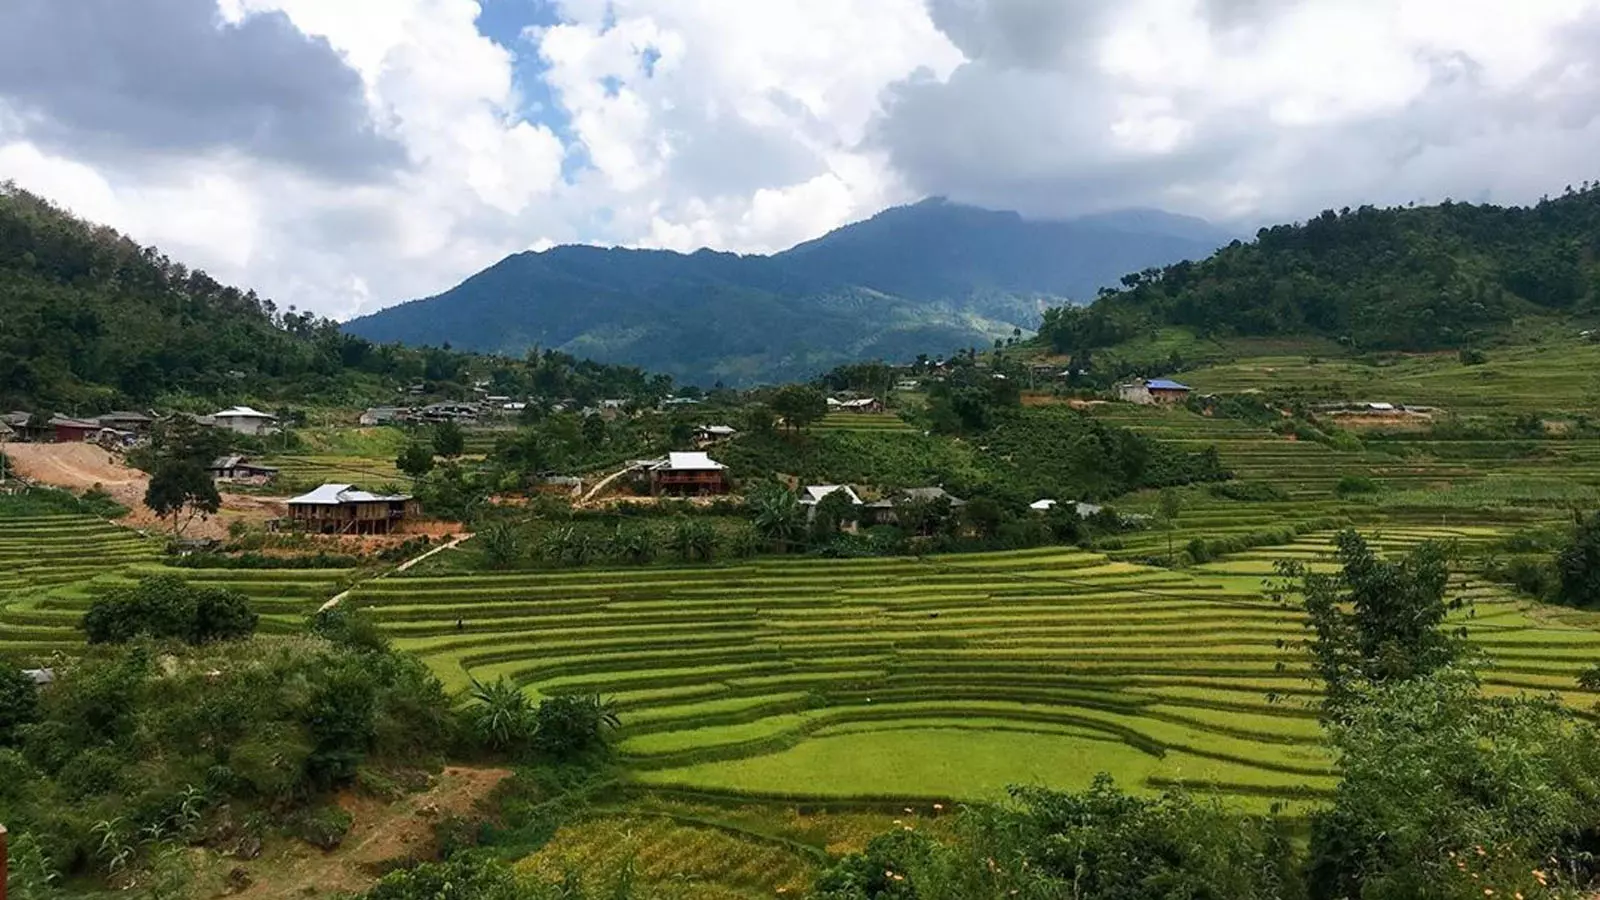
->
[1333,474,1380,497]
[0,664,40,746]
[395,442,435,479]
[143,458,221,538]
[1555,510,1600,608]
[771,384,829,432]
[1040,189,1600,353]
[0,485,127,519]
[467,676,537,753]
[1209,480,1288,502]
[1309,669,1600,900]
[81,574,257,645]
[749,482,806,551]
[289,804,354,851]
[477,521,525,570]
[1277,530,1462,713]
[432,421,466,458]
[531,694,620,760]
[363,852,526,900]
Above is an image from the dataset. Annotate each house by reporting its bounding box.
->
[286,483,419,535]
[648,452,729,497]
[833,397,883,413]
[799,485,864,525]
[416,402,479,423]
[894,379,920,391]
[1032,499,1104,517]
[208,455,280,485]
[210,406,278,435]
[1113,379,1192,405]
[359,406,405,426]
[96,411,153,433]
[863,487,966,526]
[695,424,737,445]
[0,420,12,441]
[50,416,102,443]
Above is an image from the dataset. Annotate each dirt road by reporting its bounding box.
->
[1,442,285,539]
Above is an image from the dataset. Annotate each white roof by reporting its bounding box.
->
[1030,499,1057,510]
[1365,402,1396,411]
[213,405,275,419]
[656,452,725,471]
[287,483,412,505]
[699,425,737,435]
[801,485,863,505]
[840,398,877,408]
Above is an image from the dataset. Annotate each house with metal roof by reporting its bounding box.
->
[286,483,418,534]
[210,406,278,435]
[208,455,280,485]
[647,452,728,497]
[1113,378,1192,405]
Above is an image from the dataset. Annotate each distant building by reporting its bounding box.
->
[648,452,729,497]
[830,397,884,413]
[286,483,418,535]
[863,487,965,526]
[49,416,102,443]
[695,424,737,445]
[800,484,864,507]
[1113,379,1191,405]
[359,406,405,426]
[96,411,153,433]
[208,455,280,485]
[210,406,278,435]
[416,402,479,423]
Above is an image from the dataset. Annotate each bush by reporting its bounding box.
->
[1209,481,1289,502]
[1458,347,1489,365]
[0,664,40,746]
[532,695,619,760]
[1556,511,1600,608]
[81,575,257,645]
[290,805,354,851]
[1334,474,1380,497]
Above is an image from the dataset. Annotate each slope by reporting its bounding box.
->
[343,201,1227,386]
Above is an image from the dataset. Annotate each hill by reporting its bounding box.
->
[0,183,668,412]
[1038,186,1600,356]
[342,199,1229,385]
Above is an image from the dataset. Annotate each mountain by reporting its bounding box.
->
[344,199,1229,385]
[1039,188,1600,355]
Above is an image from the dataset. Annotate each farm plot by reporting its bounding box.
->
[813,412,916,434]
[0,512,353,654]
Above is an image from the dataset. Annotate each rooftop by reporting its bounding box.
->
[1145,379,1191,392]
[213,405,275,419]
[800,485,863,505]
[287,483,413,506]
[655,452,726,471]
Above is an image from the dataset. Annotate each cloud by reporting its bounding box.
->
[875,0,1600,223]
[0,0,402,180]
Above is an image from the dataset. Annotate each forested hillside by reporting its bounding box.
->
[0,184,665,412]
[1039,185,1600,354]
[344,200,1227,385]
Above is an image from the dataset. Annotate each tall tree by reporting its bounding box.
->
[144,459,221,539]
[1276,529,1463,714]
[770,385,828,433]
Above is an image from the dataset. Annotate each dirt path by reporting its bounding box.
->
[576,462,645,507]
[319,532,474,612]
[0,441,284,539]
[233,766,513,899]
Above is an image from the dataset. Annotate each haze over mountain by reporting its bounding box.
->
[343,200,1231,385]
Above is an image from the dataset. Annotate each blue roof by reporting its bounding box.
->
[1146,379,1191,391]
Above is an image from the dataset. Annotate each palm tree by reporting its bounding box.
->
[750,483,804,553]
[468,675,533,751]
[609,523,655,564]
[539,526,575,566]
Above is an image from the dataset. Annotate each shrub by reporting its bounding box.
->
[1458,347,1489,365]
[1556,511,1600,608]
[1209,481,1289,502]
[531,695,619,760]
[81,575,257,645]
[290,805,354,851]
[1334,474,1380,497]
[0,664,40,746]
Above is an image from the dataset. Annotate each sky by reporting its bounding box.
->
[1,0,1597,321]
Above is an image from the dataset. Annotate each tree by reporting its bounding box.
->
[0,664,39,746]
[809,489,859,542]
[749,483,804,552]
[743,403,777,436]
[432,421,465,458]
[395,442,435,480]
[961,496,1005,541]
[531,694,620,759]
[81,574,257,644]
[608,523,656,564]
[1276,529,1462,714]
[1556,510,1600,607]
[1309,669,1600,900]
[364,852,525,900]
[1158,487,1183,564]
[670,518,716,562]
[466,676,535,752]
[144,458,220,539]
[477,522,523,570]
[770,384,828,433]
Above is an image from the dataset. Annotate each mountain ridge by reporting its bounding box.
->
[344,200,1230,385]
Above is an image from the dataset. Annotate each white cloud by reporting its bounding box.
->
[2,0,1597,326]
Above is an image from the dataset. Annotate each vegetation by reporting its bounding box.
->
[81,574,258,645]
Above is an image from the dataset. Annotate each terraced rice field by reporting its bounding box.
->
[260,454,406,491]
[359,531,1600,810]
[0,512,354,655]
[813,412,916,434]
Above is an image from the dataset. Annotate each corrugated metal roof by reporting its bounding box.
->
[658,452,725,471]
[1146,379,1191,391]
[287,483,412,505]
[801,485,862,505]
[213,405,275,419]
